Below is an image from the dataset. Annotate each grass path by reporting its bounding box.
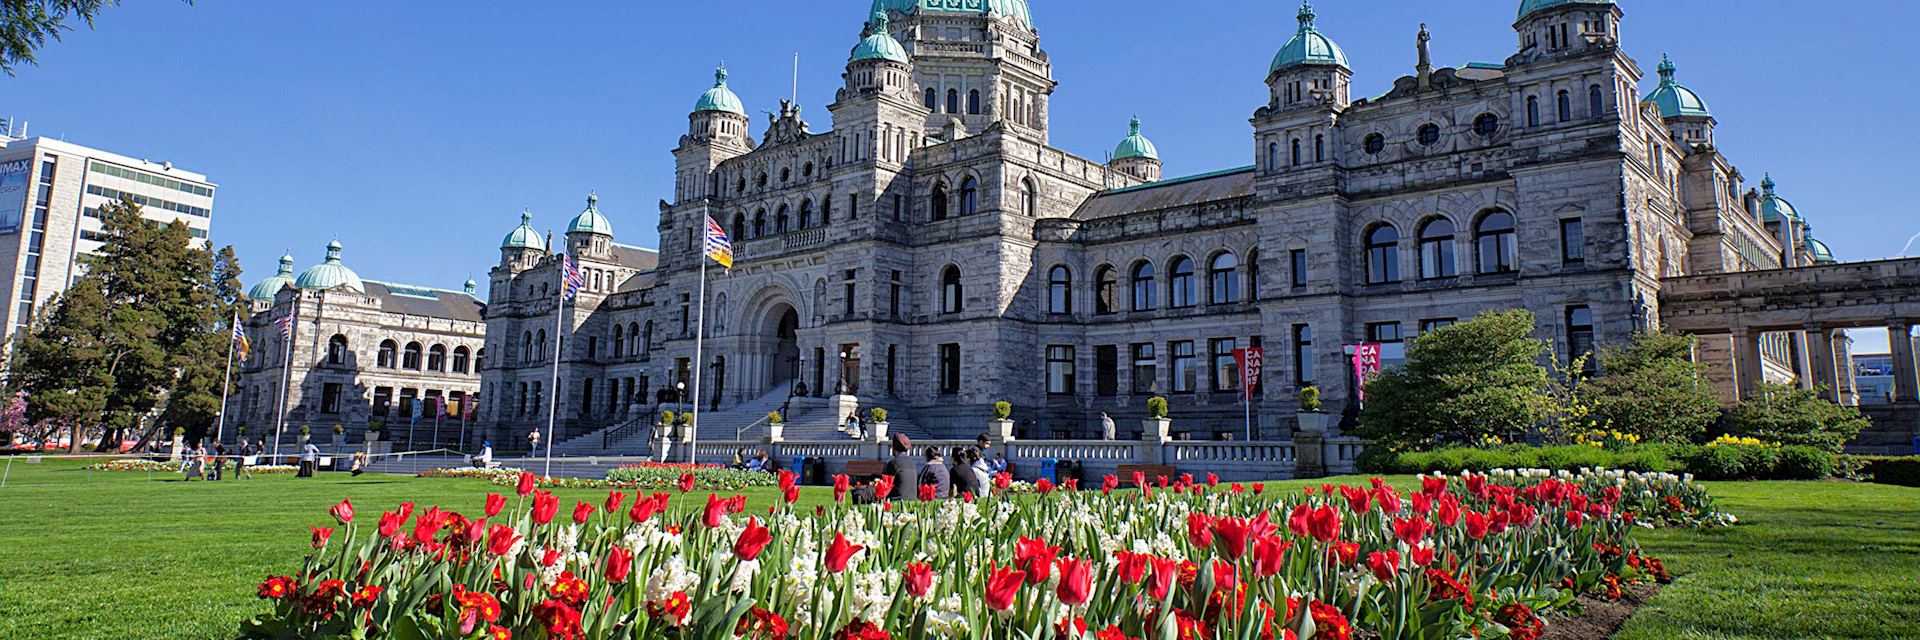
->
[1,458,1915,639]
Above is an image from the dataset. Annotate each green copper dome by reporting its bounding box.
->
[1113,116,1159,161]
[1643,55,1712,119]
[567,192,613,236]
[247,250,297,300]
[1804,235,1835,264]
[693,64,745,115]
[852,12,910,63]
[1517,0,1616,20]
[1271,2,1348,73]
[502,210,546,250]
[871,0,1032,29]
[464,277,479,296]
[1759,175,1801,224]
[295,240,366,293]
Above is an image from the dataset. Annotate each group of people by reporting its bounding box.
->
[729,448,780,472]
[178,438,259,481]
[880,433,1009,501]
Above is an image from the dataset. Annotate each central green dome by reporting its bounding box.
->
[295,240,366,293]
[568,192,613,236]
[871,0,1032,29]
[1643,54,1711,119]
[1271,2,1348,73]
[693,64,745,115]
[1113,116,1159,161]
[247,251,297,301]
[1517,0,1616,20]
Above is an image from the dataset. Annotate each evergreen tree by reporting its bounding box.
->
[1729,383,1872,453]
[1,1,192,76]
[1355,309,1559,450]
[1580,331,1723,444]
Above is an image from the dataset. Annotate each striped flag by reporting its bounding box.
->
[704,215,734,269]
[562,254,585,299]
[273,313,293,338]
[231,316,251,363]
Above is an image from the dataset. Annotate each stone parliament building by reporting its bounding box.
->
[254,0,1919,453]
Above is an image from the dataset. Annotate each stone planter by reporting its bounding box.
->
[767,422,785,443]
[366,430,382,443]
[1140,417,1172,443]
[987,419,1015,442]
[169,435,184,462]
[869,421,889,443]
[1294,411,1331,479]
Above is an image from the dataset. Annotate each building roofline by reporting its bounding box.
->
[1096,165,1256,196]
[1,135,215,185]
[364,279,483,300]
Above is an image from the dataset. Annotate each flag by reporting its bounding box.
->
[231,316,251,363]
[704,215,734,269]
[273,313,293,339]
[562,254,585,299]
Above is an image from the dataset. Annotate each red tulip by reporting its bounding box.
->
[1205,473,1219,487]
[1186,512,1214,549]
[1131,471,1146,489]
[1035,478,1054,495]
[1410,544,1435,567]
[1252,482,1266,495]
[824,531,862,573]
[1055,556,1093,606]
[1421,475,1449,499]
[727,495,747,514]
[1287,503,1312,538]
[377,511,403,539]
[984,564,1026,611]
[484,493,506,517]
[628,496,657,523]
[1375,486,1403,514]
[1340,485,1371,514]
[1463,511,1491,540]
[703,493,727,528]
[1015,537,1059,584]
[1147,556,1179,600]
[571,502,593,525]
[1252,536,1293,577]
[873,475,895,500]
[604,490,625,514]
[918,484,937,502]
[605,546,633,582]
[1210,559,1237,594]
[1100,475,1119,495]
[994,473,1011,491]
[329,499,354,525]
[735,517,772,561]
[531,491,559,525]
[1366,550,1401,581]
[1435,496,1462,527]
[1331,541,1360,566]
[1210,515,1253,560]
[833,475,851,502]
[678,472,696,493]
[1393,516,1431,547]
[778,469,797,492]
[516,471,537,497]
[1566,510,1585,529]
[903,562,935,598]
[783,485,799,504]
[310,525,334,548]
[1114,550,1149,584]
[486,523,520,556]
[1307,505,1342,543]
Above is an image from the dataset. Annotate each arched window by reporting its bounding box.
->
[1366,224,1401,284]
[946,89,959,114]
[452,346,471,374]
[1209,252,1240,305]
[612,324,625,358]
[1476,211,1519,274]
[534,331,546,362]
[1557,90,1572,122]
[924,88,937,110]
[520,332,532,362]
[941,265,963,314]
[1046,266,1072,314]
[731,214,745,242]
[1314,135,1325,162]
[427,344,447,372]
[821,194,833,224]
[403,341,424,370]
[799,199,814,229]
[1418,218,1457,279]
[1130,261,1157,311]
[930,184,949,221]
[327,335,349,365]
[752,209,767,237]
[474,347,485,371]
[637,321,650,355]
[378,339,398,368]
[1093,265,1117,315]
[1021,178,1037,217]
[1290,139,1301,166]
[1267,142,1279,170]
[959,177,978,216]
[1588,85,1604,119]
[775,204,790,233]
[1526,96,1540,127]
[967,89,981,115]
[1169,256,1196,308]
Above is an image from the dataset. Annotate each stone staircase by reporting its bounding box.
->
[545,383,944,457]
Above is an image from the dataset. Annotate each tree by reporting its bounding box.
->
[1,1,196,75]
[159,246,247,440]
[1579,331,1722,444]
[1355,310,1559,450]
[1728,383,1871,453]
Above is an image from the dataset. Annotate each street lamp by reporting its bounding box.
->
[834,350,850,395]
[675,381,686,417]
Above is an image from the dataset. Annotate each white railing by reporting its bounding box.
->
[1166,442,1296,464]
[776,441,866,459]
[1011,440,1139,462]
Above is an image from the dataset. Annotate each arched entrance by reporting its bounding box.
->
[766,304,801,390]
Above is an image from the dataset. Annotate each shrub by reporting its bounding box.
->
[869,407,888,423]
[298,425,311,436]
[677,412,693,426]
[1355,310,1559,450]
[1297,387,1321,412]
[331,424,345,435]
[1842,455,1920,487]
[992,401,1012,421]
[1367,443,1836,479]
[1772,446,1835,480]
[767,411,783,424]
[1146,397,1169,418]
[1727,383,1871,453]
[1581,332,1722,444]
[368,420,384,433]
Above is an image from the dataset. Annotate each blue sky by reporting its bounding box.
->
[6,0,1916,350]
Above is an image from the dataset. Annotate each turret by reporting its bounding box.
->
[1758,175,1806,266]
[1110,116,1162,182]
[247,250,298,303]
[1643,54,1715,146]
[500,210,546,271]
[1266,2,1351,113]
[676,64,752,204]
[1514,0,1621,60]
[566,192,614,260]
[845,11,914,97]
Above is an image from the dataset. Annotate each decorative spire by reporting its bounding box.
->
[277,250,295,273]
[586,190,598,210]
[871,9,890,34]
[1128,115,1142,135]
[1657,53,1676,83]
[464,276,478,295]
[521,208,534,224]
[324,238,343,263]
[714,62,729,87]
[1761,173,1775,194]
[1298,1,1316,30]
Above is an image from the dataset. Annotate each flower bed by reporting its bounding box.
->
[86,458,297,474]
[417,464,775,493]
[244,469,1719,639]
[1364,443,1838,481]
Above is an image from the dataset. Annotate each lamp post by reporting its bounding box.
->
[675,381,686,418]
[834,350,849,395]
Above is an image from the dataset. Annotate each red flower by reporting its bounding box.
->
[484,492,506,517]
[535,598,585,639]
[516,471,537,497]
[1330,542,1360,566]
[329,499,354,525]
[256,576,296,600]
[1566,510,1586,529]
[487,625,511,640]
[727,494,747,514]
[1308,601,1352,640]
[1252,536,1293,577]
[678,472,697,493]
[833,474,851,502]
[1114,550,1150,584]
[778,469,797,492]
[1307,505,1342,543]
[530,491,559,525]
[1014,537,1059,584]
[984,564,1026,611]
[629,495,658,523]
[605,546,633,582]
[1375,486,1404,514]
[1147,556,1179,600]
[703,493,727,528]
[1287,503,1312,538]
[1035,478,1055,494]
[873,475,895,500]
[1210,515,1253,560]
[783,485,800,504]
[994,473,1012,491]
[572,501,594,525]
[350,585,383,608]
[1424,568,1474,607]
[377,511,404,539]
[918,484,937,501]
[1393,516,1431,547]
[1366,550,1401,581]
[903,562,935,598]
[735,517,773,561]
[486,523,520,556]
[833,619,892,640]
[735,607,790,640]
[1409,544,1435,567]
[1055,556,1093,605]
[603,490,625,514]
[1339,485,1371,514]
[824,531,862,573]
[1101,475,1119,495]
[1186,512,1214,549]
[1463,511,1491,539]
[548,570,590,606]
[310,525,334,548]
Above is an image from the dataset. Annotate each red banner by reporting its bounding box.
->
[1233,347,1264,402]
[1351,343,1383,406]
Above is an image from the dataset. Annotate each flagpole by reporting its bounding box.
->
[215,312,238,445]
[272,299,297,462]
[688,206,709,466]
[543,244,565,478]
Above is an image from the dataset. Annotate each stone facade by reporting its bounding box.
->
[479,0,1848,446]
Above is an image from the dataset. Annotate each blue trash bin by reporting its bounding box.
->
[1911,436,1919,456]
[791,456,807,475]
[1038,458,1059,482]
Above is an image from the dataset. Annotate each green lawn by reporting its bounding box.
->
[0,459,1914,639]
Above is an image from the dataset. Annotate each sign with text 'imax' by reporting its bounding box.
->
[0,158,30,235]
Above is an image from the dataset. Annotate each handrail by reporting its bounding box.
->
[735,413,772,441]
[601,414,652,450]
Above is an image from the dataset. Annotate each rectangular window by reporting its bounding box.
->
[889,270,903,318]
[1567,305,1595,373]
[886,344,898,394]
[1419,318,1457,333]
[1561,218,1585,265]
[1293,324,1314,385]
[1094,345,1119,396]
[1367,322,1406,368]
[373,386,393,417]
[580,379,595,418]
[1170,340,1197,393]
[1130,343,1158,394]
[844,283,856,317]
[938,343,961,394]
[1290,249,1308,287]
[1046,345,1075,395]
[321,383,342,414]
[1210,338,1239,393]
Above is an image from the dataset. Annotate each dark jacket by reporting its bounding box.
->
[884,452,920,501]
[950,460,980,498]
[920,460,952,500]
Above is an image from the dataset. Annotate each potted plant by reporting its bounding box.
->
[366,420,384,442]
[1298,386,1323,413]
[330,424,347,449]
[868,407,890,443]
[677,412,694,442]
[1296,385,1332,438]
[988,401,1015,441]
[298,425,312,445]
[766,411,785,442]
[1142,396,1173,443]
[170,427,187,462]
[659,410,675,427]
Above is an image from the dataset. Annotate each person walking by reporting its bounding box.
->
[350,451,366,477]
[209,441,227,481]
[882,433,920,501]
[186,443,207,481]
[1100,412,1117,441]
[918,447,952,500]
[298,440,319,478]
[236,438,255,480]
[526,429,542,455]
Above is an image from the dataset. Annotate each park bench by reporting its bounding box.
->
[842,459,888,481]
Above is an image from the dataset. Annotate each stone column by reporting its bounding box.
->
[1805,326,1838,402]
[1732,328,1764,402]
[1892,323,1918,404]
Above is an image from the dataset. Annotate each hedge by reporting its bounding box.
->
[1841,455,1920,487]
[1360,443,1836,481]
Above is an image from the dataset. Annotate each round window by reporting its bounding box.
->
[1474,114,1500,138]
[1364,134,1386,155]
[1418,124,1441,146]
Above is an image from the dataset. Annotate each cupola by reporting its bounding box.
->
[294,239,366,293]
[247,250,297,301]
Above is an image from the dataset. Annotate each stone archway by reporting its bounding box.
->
[764,304,801,389]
